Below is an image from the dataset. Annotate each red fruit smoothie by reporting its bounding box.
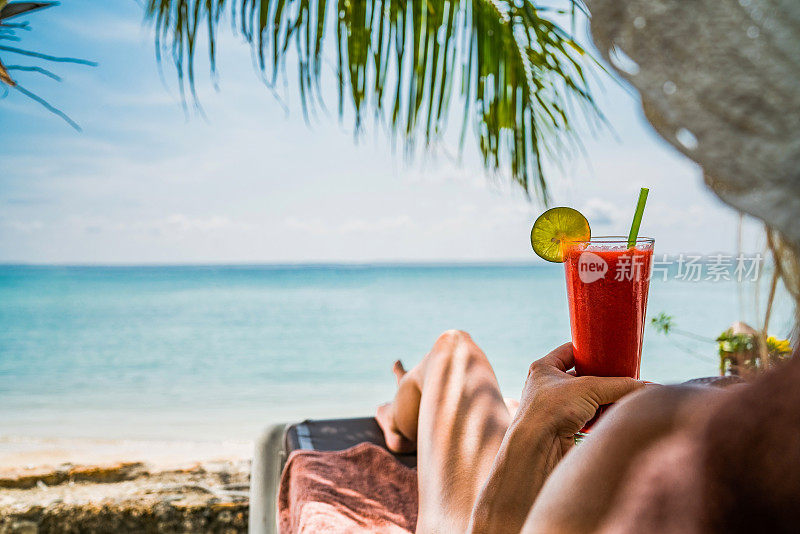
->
[564,242,654,379]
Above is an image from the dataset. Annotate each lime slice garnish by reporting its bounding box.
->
[530,207,591,263]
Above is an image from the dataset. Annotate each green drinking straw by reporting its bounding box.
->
[627,188,649,249]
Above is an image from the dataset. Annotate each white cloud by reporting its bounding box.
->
[0,220,45,232]
[56,14,147,45]
[158,214,249,233]
[581,198,620,227]
[285,215,415,235]
[28,214,253,238]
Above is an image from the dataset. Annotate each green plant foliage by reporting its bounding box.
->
[650,312,674,335]
[145,0,602,201]
[716,330,792,376]
[716,328,756,376]
[716,329,755,355]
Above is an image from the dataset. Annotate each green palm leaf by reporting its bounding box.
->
[146,0,602,201]
[1,1,96,130]
[1,1,57,87]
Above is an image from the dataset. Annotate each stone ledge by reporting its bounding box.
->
[0,462,148,490]
[0,461,249,533]
[0,501,248,534]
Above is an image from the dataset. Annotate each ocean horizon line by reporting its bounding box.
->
[0,251,768,270]
[0,260,554,269]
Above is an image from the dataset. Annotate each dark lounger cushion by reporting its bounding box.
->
[285,417,417,468]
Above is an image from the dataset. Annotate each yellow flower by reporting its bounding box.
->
[766,336,792,356]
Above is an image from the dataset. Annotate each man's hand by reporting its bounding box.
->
[469,342,643,534]
[519,342,644,439]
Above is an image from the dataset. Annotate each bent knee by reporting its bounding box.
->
[438,329,472,343]
[430,329,488,367]
[433,329,476,353]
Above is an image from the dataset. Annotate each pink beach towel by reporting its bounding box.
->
[278,442,418,533]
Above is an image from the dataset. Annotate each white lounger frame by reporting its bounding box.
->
[249,423,290,534]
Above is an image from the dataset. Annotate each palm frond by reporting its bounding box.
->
[0,2,57,21]
[0,59,13,85]
[146,0,602,201]
[0,1,95,130]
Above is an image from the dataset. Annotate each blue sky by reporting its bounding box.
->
[0,0,765,263]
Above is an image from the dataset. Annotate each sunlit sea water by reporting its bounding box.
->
[0,265,793,441]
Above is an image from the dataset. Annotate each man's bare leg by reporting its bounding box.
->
[375,360,417,453]
[376,330,511,533]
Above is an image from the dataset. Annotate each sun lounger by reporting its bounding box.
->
[249,417,416,534]
[249,377,742,533]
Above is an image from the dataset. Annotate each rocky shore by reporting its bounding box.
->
[0,440,252,533]
[0,460,250,533]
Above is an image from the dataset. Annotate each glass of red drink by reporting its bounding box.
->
[563,237,654,429]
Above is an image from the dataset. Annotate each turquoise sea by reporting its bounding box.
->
[0,265,794,441]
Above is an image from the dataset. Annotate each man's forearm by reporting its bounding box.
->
[468,408,563,534]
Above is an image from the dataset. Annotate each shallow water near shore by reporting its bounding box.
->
[0,264,793,442]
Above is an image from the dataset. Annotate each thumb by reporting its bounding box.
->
[578,376,645,406]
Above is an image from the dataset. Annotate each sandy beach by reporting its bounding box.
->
[0,436,252,475]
